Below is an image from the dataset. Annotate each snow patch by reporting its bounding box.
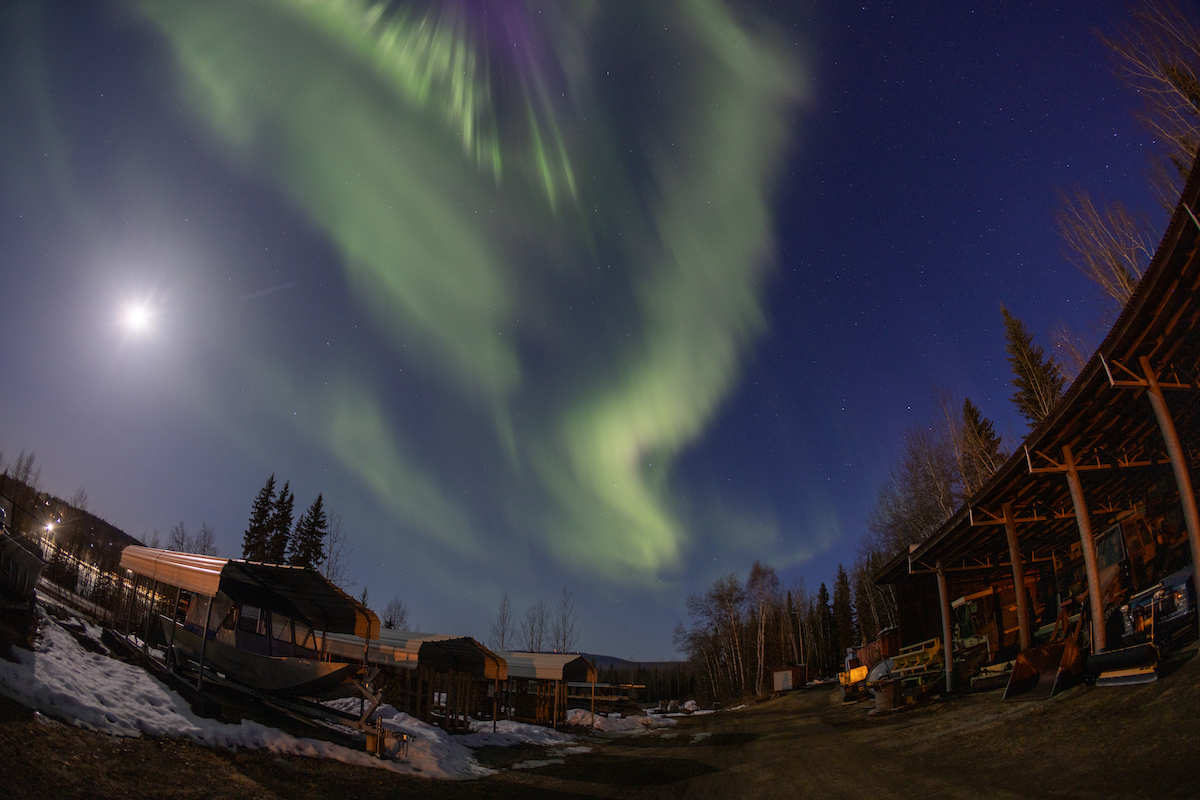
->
[0,614,486,779]
[565,708,677,732]
[457,718,576,748]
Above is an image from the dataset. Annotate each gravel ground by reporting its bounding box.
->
[3,642,1199,799]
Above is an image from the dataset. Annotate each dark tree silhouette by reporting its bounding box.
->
[288,493,327,569]
[265,480,294,564]
[1002,306,1065,427]
[242,474,276,561]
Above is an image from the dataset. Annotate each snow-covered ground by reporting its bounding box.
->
[0,610,583,780]
[564,708,678,732]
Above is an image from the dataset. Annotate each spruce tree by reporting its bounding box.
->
[961,399,1005,495]
[265,480,294,563]
[242,475,275,561]
[832,564,856,659]
[816,582,835,676]
[1001,306,1065,427]
[288,494,328,570]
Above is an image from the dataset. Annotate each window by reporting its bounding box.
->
[239,605,266,635]
[1096,523,1127,571]
[271,613,293,643]
[294,620,316,651]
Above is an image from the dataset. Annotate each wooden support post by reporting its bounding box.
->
[936,562,954,693]
[1003,503,1032,651]
[1141,356,1200,630]
[1063,444,1105,653]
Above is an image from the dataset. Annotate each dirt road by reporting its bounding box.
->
[4,644,1199,799]
[501,645,1200,799]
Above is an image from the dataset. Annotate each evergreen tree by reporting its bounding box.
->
[832,564,856,658]
[961,398,1005,495]
[816,582,835,676]
[265,480,294,563]
[288,494,328,569]
[1001,306,1065,427]
[242,475,276,561]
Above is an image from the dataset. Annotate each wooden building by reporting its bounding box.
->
[324,630,507,731]
[499,652,597,726]
[876,156,1200,691]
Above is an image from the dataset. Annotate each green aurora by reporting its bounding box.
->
[136,0,808,581]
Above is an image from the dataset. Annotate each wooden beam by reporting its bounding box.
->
[1003,503,1032,651]
[1141,355,1200,637]
[936,562,954,694]
[1063,444,1106,653]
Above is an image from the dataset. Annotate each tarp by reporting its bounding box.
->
[119,546,379,638]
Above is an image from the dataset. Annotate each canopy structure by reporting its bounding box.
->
[419,638,507,681]
[876,153,1200,661]
[120,546,378,638]
[499,652,596,682]
[120,546,226,596]
[321,629,459,667]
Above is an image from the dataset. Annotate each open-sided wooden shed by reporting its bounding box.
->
[323,629,507,730]
[876,155,1200,693]
[499,652,597,726]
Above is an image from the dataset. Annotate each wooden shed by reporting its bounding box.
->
[499,652,597,726]
[771,665,808,692]
[875,154,1200,695]
[323,629,507,731]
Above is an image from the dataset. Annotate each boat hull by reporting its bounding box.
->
[161,616,363,696]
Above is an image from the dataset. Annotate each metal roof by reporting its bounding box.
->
[498,652,597,681]
[877,155,1200,586]
[321,629,458,667]
[120,546,379,638]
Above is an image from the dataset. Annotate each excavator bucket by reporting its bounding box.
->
[1003,638,1083,701]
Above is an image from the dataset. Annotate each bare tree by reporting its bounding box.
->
[167,521,219,555]
[866,413,960,560]
[167,521,190,552]
[382,596,410,630]
[1049,321,1096,383]
[193,522,219,556]
[746,562,779,695]
[69,487,89,513]
[489,591,514,651]
[551,587,580,652]
[3,450,41,498]
[318,514,354,589]
[519,600,549,652]
[1054,188,1154,310]
[1102,1,1200,208]
[146,529,161,549]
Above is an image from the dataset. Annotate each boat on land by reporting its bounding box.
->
[119,546,379,696]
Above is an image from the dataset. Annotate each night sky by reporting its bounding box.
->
[0,1,1162,659]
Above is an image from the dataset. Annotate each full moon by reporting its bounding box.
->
[123,303,152,333]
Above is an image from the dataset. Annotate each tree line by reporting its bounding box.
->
[676,0,1200,704]
[487,587,580,653]
[240,474,329,571]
